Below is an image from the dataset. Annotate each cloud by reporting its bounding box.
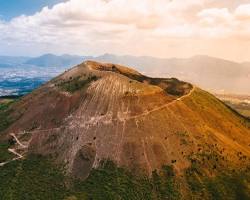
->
[197,5,250,39]
[198,8,232,24]
[0,0,204,44]
[0,0,250,61]
[235,4,250,20]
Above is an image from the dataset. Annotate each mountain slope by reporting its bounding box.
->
[0,61,250,199]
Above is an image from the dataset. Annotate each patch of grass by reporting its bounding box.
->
[57,75,98,93]
[0,141,14,162]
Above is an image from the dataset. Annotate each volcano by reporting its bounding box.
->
[1,61,250,199]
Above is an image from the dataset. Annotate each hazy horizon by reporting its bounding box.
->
[1,53,250,64]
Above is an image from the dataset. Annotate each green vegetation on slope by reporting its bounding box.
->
[0,157,180,200]
[0,141,14,163]
[185,162,250,200]
[185,147,250,200]
[73,161,180,200]
[0,155,69,200]
[57,75,98,93]
[0,154,249,200]
[73,160,154,200]
[0,100,15,132]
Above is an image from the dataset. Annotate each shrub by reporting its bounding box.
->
[58,75,98,93]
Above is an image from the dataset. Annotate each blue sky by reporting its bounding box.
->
[0,0,66,20]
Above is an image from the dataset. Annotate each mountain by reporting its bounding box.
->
[0,56,30,66]
[0,54,85,68]
[93,54,250,95]
[24,54,86,67]
[0,61,250,199]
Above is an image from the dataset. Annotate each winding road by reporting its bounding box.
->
[0,133,27,167]
[123,86,196,120]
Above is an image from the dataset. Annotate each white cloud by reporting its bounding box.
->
[198,8,232,24]
[0,0,250,61]
[235,4,250,20]
[197,5,250,39]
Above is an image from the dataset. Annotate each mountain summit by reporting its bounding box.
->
[1,61,250,199]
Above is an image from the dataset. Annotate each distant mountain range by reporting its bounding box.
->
[0,56,30,65]
[0,54,86,68]
[0,53,249,96]
[93,54,250,95]
[24,54,89,67]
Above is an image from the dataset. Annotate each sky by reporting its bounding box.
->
[0,0,66,20]
[0,0,250,62]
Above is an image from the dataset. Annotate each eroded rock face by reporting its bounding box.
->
[3,61,250,179]
[72,144,96,180]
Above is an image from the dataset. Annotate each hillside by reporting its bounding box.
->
[0,61,250,199]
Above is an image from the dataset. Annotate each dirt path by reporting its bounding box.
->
[10,133,27,148]
[0,133,27,167]
[123,86,196,120]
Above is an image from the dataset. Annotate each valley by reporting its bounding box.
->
[216,94,250,119]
